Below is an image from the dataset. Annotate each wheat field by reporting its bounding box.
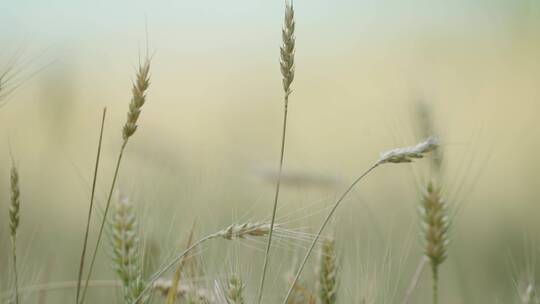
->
[1,1,540,303]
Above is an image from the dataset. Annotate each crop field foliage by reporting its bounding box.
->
[1,1,540,303]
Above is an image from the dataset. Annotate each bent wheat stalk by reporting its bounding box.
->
[283,136,439,304]
[80,57,151,304]
[258,1,296,303]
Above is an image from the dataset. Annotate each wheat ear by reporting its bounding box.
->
[80,57,151,304]
[9,163,21,304]
[258,1,296,303]
[111,196,145,303]
[76,107,107,303]
[318,239,337,304]
[283,137,439,304]
[226,274,245,304]
[420,182,449,304]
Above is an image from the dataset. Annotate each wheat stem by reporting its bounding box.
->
[283,136,440,304]
[79,142,127,304]
[76,107,107,303]
[258,1,295,302]
[283,161,380,304]
[432,265,439,304]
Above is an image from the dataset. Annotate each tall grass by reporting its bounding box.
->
[258,1,296,303]
[75,107,107,303]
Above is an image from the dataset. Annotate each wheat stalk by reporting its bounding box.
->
[420,182,449,304]
[79,56,151,304]
[226,274,245,304]
[76,108,107,303]
[318,239,337,304]
[258,1,296,303]
[283,137,439,304]
[9,163,21,304]
[167,224,196,304]
[110,196,145,303]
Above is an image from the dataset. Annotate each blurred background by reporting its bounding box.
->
[1,0,540,303]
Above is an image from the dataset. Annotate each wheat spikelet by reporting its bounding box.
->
[318,239,337,304]
[420,182,449,304]
[212,222,272,240]
[226,274,245,304]
[280,1,295,99]
[110,196,145,303]
[378,136,440,164]
[123,58,151,141]
[9,163,21,304]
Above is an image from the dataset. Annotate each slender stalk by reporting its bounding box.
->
[258,96,289,304]
[283,161,381,304]
[258,1,295,302]
[76,107,107,303]
[11,238,19,304]
[166,224,196,304]
[79,141,127,304]
[432,265,439,304]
